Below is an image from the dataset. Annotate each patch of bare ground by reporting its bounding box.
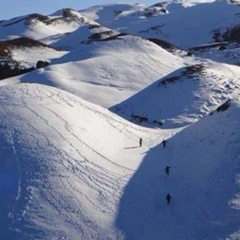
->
[159,64,205,86]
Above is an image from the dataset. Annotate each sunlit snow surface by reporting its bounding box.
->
[1,1,240,239]
[1,83,240,240]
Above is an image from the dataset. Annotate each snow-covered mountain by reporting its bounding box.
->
[84,0,240,49]
[0,83,169,240]
[1,1,240,240]
[111,61,240,128]
[0,37,66,68]
[1,83,240,240]
[1,34,186,108]
[0,9,89,43]
[116,97,240,240]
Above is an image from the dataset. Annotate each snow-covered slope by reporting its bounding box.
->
[0,37,66,68]
[1,83,240,240]
[0,9,89,44]
[79,3,146,26]
[79,1,215,26]
[190,42,240,66]
[1,2,240,240]
[1,35,186,108]
[111,61,240,128]
[51,23,119,50]
[116,97,240,240]
[85,0,240,49]
[0,83,169,240]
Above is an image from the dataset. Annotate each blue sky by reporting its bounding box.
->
[1,0,159,20]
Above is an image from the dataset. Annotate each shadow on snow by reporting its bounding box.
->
[115,110,240,240]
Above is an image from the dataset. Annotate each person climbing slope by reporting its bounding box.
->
[164,166,171,176]
[139,138,142,147]
[166,193,171,205]
[162,140,167,148]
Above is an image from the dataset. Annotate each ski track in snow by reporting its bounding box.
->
[11,135,21,202]
[1,1,240,239]
[0,84,175,239]
[0,83,239,240]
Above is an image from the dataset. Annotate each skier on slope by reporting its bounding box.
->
[164,166,171,176]
[166,193,171,205]
[139,138,143,147]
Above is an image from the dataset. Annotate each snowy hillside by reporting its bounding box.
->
[83,0,240,49]
[51,22,119,50]
[79,3,146,26]
[0,37,66,68]
[1,83,240,240]
[0,83,169,240]
[0,9,89,43]
[190,42,240,66]
[1,1,240,240]
[1,34,186,108]
[116,97,240,240]
[111,61,240,128]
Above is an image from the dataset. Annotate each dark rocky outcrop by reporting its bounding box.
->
[36,61,49,69]
[0,63,34,80]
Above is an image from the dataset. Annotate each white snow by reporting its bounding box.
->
[0,82,240,239]
[52,23,119,50]
[111,60,240,128]
[0,10,89,43]
[116,97,240,240]
[1,35,186,108]
[1,1,240,240]
[86,0,240,49]
[192,44,240,66]
[10,46,67,68]
[0,83,173,239]
[79,3,146,25]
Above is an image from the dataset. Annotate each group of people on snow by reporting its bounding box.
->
[139,138,172,204]
[139,139,167,148]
